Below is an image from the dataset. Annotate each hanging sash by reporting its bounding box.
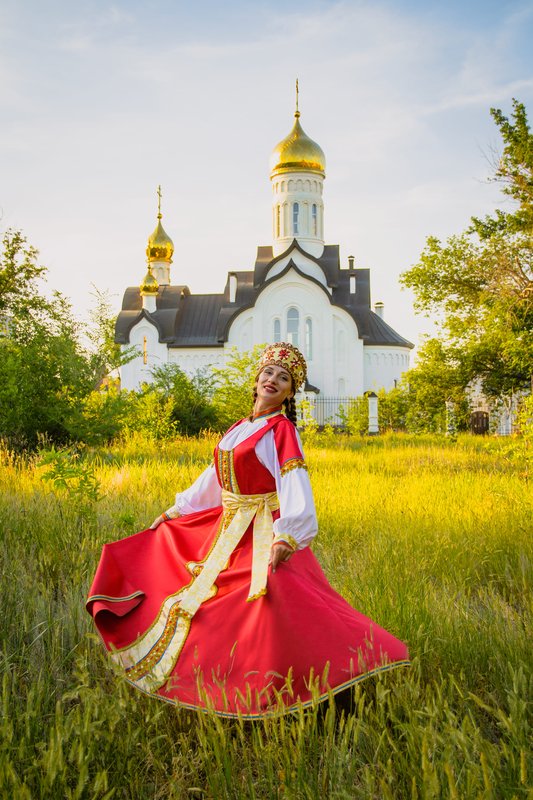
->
[110,490,279,692]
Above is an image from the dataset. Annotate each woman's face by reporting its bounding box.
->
[256,364,294,408]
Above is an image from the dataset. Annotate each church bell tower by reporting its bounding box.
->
[269,82,326,257]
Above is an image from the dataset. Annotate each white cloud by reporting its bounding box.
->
[0,0,531,351]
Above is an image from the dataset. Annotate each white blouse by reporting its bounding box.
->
[164,417,318,549]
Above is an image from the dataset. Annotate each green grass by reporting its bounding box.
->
[0,432,531,799]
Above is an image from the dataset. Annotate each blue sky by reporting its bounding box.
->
[1,0,532,350]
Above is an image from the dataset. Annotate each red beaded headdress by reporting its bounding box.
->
[256,342,307,390]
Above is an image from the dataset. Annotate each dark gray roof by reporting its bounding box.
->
[115,285,225,347]
[169,294,225,347]
[352,308,413,347]
[253,239,341,289]
[116,241,413,349]
[330,268,413,347]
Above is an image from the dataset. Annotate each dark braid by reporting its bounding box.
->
[283,395,298,426]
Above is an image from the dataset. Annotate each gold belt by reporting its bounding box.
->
[177,489,280,619]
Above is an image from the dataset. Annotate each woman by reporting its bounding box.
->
[87,343,409,718]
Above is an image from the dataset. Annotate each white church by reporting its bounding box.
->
[116,101,413,399]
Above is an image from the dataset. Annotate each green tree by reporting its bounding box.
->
[401,99,533,401]
[86,287,128,388]
[148,364,218,435]
[0,290,93,447]
[401,340,470,433]
[211,345,266,430]
[0,230,125,448]
[376,386,410,432]
[0,229,49,319]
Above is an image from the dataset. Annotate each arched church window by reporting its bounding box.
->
[293,202,299,235]
[305,317,313,360]
[312,204,317,235]
[276,205,281,237]
[287,307,299,346]
[273,317,281,341]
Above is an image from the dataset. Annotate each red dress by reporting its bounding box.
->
[87,415,409,718]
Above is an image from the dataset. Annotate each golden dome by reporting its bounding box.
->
[146,214,174,263]
[140,263,159,295]
[269,111,326,176]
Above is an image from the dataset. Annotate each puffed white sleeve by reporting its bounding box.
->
[164,463,222,517]
[256,420,318,550]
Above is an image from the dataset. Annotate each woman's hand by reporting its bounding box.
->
[149,514,166,529]
[270,542,294,572]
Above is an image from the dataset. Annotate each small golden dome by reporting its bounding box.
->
[269,112,326,176]
[140,263,159,295]
[146,214,174,263]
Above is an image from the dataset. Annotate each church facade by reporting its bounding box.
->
[116,105,413,397]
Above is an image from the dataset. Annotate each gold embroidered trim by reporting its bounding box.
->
[252,408,282,421]
[218,449,241,493]
[88,591,144,604]
[125,603,189,681]
[110,512,230,658]
[133,660,412,719]
[109,492,279,692]
[273,533,298,551]
[280,457,307,476]
[246,588,267,602]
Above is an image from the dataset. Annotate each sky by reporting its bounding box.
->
[1,0,532,353]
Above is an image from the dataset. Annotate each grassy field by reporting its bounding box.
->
[0,432,531,799]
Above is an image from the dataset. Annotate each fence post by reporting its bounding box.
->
[445,398,456,436]
[367,392,379,435]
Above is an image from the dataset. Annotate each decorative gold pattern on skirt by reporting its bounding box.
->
[111,511,235,691]
[111,495,278,692]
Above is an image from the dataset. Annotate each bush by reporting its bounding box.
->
[211,345,266,430]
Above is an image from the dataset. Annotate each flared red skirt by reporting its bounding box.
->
[87,509,410,718]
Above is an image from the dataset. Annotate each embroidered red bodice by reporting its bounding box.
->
[214,414,303,495]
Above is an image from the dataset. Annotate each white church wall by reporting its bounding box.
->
[331,311,365,397]
[227,309,256,352]
[227,268,363,396]
[120,320,169,390]
[120,322,225,390]
[363,347,411,392]
[272,170,325,257]
[168,348,225,377]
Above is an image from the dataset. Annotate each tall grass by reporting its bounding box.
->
[0,432,531,798]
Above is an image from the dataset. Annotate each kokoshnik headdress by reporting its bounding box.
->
[256,342,307,391]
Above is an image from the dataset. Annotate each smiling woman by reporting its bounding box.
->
[86,342,410,718]
[255,364,293,416]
